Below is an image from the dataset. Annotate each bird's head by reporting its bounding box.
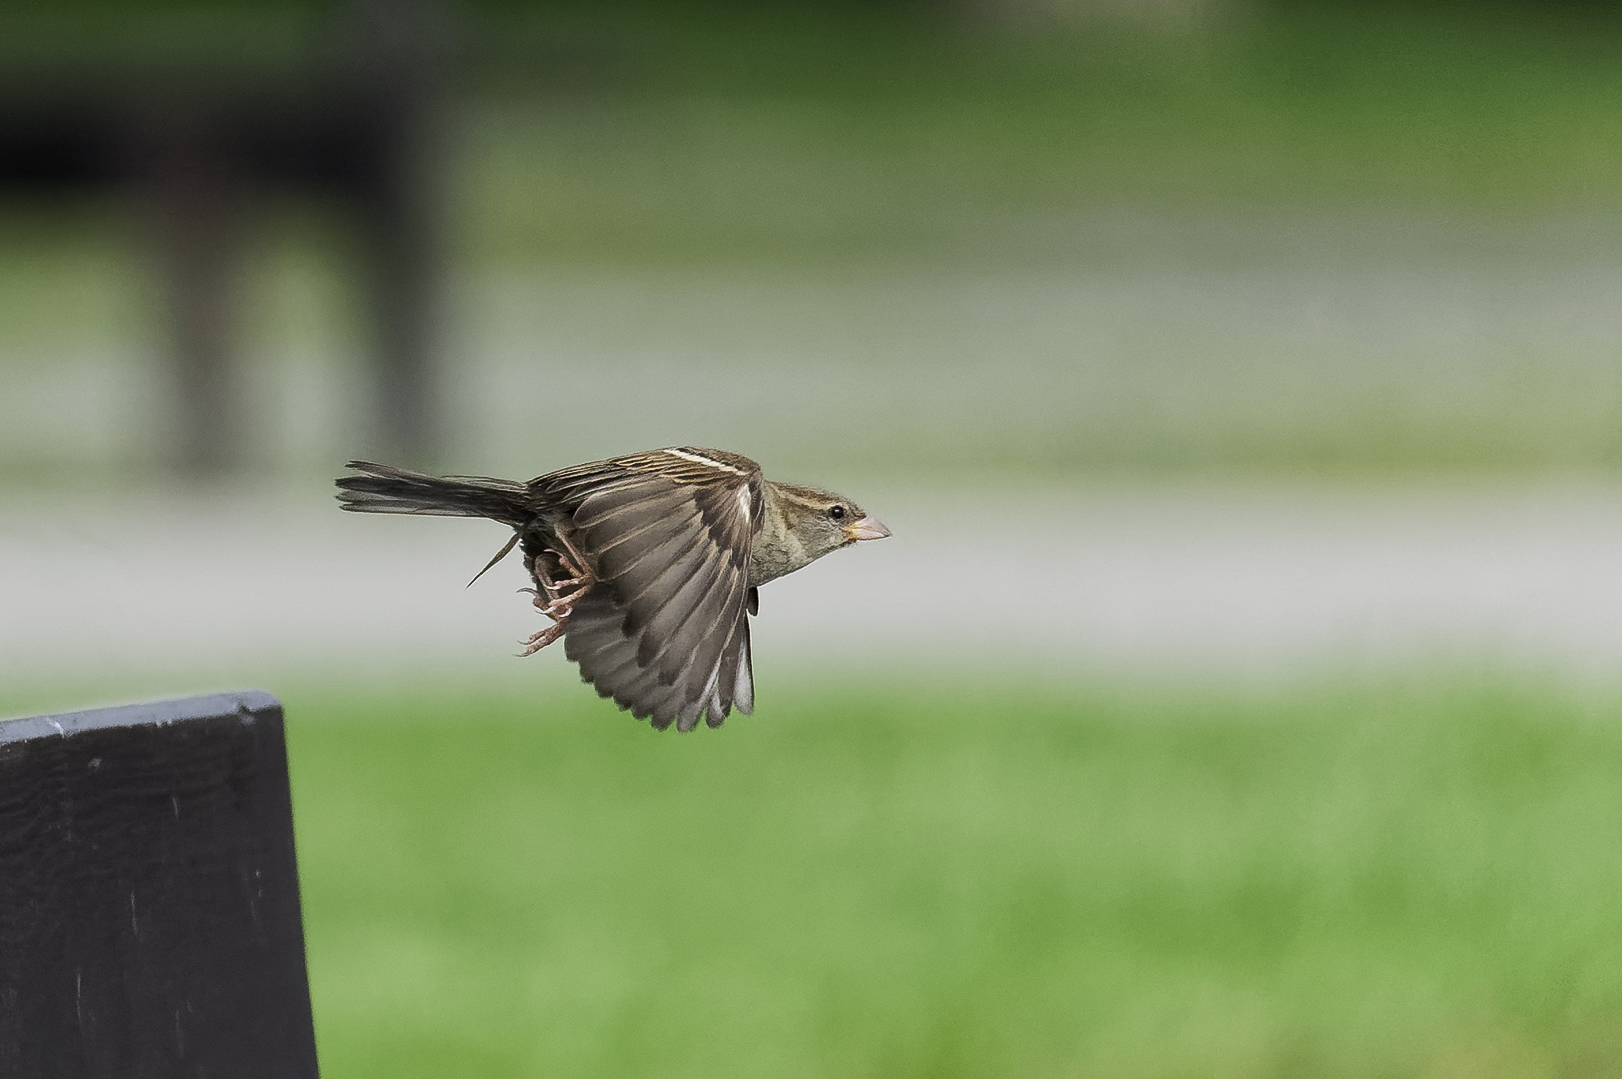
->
[770,482,891,563]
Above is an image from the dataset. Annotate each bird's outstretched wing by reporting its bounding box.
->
[533,447,764,731]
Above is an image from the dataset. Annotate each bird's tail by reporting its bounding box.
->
[336,461,531,525]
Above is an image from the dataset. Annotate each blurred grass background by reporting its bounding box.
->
[7,0,1622,479]
[286,677,1622,1078]
[7,1,1622,1075]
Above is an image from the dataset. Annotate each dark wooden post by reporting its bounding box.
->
[0,691,320,1079]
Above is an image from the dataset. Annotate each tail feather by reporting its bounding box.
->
[336,461,531,524]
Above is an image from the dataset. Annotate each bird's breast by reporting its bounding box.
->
[747,529,805,589]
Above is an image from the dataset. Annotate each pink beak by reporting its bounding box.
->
[844,516,892,542]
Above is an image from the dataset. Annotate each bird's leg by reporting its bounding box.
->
[550,529,595,592]
[518,534,598,656]
[521,552,562,605]
[517,580,589,655]
[518,565,571,654]
[523,542,595,616]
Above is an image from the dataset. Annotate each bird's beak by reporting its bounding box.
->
[844,516,891,542]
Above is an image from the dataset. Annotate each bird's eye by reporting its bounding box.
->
[828,505,846,521]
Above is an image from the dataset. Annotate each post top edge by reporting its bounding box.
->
[0,690,283,745]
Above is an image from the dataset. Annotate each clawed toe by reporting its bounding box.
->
[518,532,598,655]
[519,623,567,656]
[521,586,562,611]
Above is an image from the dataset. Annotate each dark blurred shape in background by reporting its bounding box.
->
[4,0,1622,480]
[0,0,447,472]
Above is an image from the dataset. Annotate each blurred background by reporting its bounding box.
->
[5,0,1622,1075]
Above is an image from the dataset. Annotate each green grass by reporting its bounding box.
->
[285,676,1622,1078]
[13,5,1622,266]
[464,5,1622,264]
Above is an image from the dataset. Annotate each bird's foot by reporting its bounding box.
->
[527,541,594,607]
[519,622,567,656]
[538,588,585,621]
[517,586,591,655]
[549,540,592,592]
[518,540,597,656]
[527,575,587,607]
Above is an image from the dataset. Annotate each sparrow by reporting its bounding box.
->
[336,447,890,732]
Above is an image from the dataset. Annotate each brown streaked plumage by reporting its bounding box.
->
[336,447,889,731]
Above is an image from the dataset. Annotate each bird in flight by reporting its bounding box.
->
[336,447,890,732]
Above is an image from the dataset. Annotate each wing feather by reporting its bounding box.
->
[732,625,755,715]
[630,537,733,668]
[595,519,707,611]
[574,484,691,529]
[540,447,763,729]
[617,528,713,617]
[662,567,743,689]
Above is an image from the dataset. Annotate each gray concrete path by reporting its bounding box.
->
[3,482,1621,689]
